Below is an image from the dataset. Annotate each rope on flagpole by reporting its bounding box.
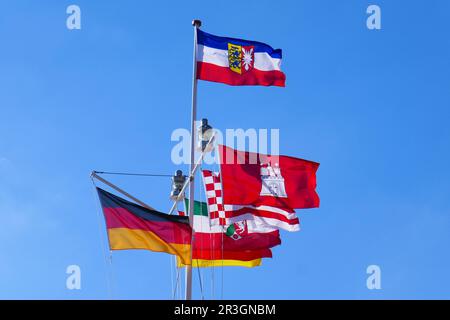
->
[179,192,205,300]
[90,176,115,299]
[170,255,174,299]
[93,171,173,177]
[172,262,182,299]
[169,203,178,299]
[171,200,185,300]
[221,225,225,300]
[212,143,225,300]
[195,252,205,300]
[196,182,205,300]
[211,211,216,300]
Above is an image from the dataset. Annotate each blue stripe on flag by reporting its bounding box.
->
[197,30,282,59]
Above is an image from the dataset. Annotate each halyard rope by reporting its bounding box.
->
[90,177,115,299]
[93,171,172,177]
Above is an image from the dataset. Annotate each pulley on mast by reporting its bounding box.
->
[197,118,214,152]
[170,170,187,201]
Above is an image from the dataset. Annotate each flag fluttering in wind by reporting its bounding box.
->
[196,30,286,87]
[219,145,320,209]
[177,199,280,268]
[96,187,192,265]
[202,170,300,231]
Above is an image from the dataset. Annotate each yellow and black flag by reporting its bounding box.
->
[96,187,192,265]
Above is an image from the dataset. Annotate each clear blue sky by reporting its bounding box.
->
[0,0,449,299]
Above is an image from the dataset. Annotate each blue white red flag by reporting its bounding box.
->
[196,30,286,87]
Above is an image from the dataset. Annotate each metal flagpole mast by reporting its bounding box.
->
[186,18,201,301]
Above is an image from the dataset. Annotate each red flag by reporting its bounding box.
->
[218,145,320,209]
[202,170,300,231]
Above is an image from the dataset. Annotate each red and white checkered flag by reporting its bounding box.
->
[202,170,227,225]
[202,170,300,231]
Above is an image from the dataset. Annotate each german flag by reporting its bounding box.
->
[96,188,192,265]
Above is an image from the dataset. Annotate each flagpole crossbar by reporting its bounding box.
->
[90,171,157,211]
[91,125,213,218]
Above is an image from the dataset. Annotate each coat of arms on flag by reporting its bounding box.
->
[226,221,248,240]
[260,161,287,198]
[228,43,254,74]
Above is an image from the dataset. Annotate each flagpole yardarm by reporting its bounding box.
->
[186,18,202,301]
[90,171,156,211]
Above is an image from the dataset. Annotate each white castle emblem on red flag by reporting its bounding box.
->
[260,162,288,198]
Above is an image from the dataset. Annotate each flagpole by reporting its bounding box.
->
[186,18,201,301]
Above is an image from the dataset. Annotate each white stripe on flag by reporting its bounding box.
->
[252,216,300,232]
[224,204,297,220]
[196,45,282,72]
[227,211,299,231]
[193,215,278,234]
[224,215,300,232]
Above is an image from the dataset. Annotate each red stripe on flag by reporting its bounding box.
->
[197,62,286,87]
[194,230,280,251]
[192,249,272,261]
[103,207,191,245]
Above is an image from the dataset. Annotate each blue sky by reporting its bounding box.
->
[0,0,449,299]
